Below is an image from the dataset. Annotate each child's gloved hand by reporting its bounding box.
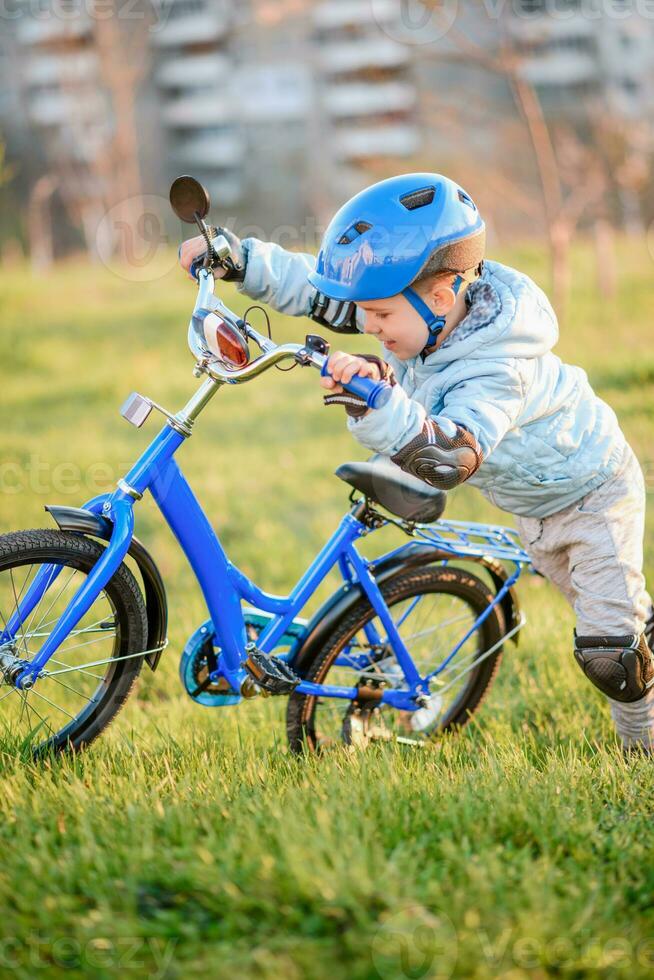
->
[321,352,394,418]
[178,227,246,282]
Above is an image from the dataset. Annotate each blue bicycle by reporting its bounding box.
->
[0,178,532,756]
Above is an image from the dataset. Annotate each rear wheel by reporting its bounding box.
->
[0,530,148,758]
[286,565,505,753]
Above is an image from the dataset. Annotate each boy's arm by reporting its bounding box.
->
[238,238,360,333]
[347,362,525,490]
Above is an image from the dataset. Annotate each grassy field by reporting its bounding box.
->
[0,238,653,978]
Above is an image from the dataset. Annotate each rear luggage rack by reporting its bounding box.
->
[412,519,532,565]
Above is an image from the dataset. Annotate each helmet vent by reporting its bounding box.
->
[337,220,372,245]
[400,186,435,210]
[457,189,477,210]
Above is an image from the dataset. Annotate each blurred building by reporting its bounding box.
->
[0,22,21,128]
[4,0,654,252]
[510,0,654,119]
[312,1,419,204]
[13,2,113,248]
[152,0,245,206]
[152,0,313,230]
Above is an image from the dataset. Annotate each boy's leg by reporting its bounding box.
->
[517,447,654,751]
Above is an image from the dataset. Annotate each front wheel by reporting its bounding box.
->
[286,565,505,753]
[0,530,148,758]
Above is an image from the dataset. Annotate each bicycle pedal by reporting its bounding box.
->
[242,650,301,695]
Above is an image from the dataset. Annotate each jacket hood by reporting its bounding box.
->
[418,260,559,367]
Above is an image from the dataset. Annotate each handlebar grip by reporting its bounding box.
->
[320,361,393,410]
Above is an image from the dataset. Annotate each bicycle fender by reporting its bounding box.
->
[291,543,521,677]
[373,543,522,645]
[44,504,168,671]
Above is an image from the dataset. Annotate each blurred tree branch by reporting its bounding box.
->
[420,11,652,315]
[33,1,151,264]
[0,139,15,190]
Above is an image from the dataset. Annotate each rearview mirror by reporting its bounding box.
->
[169,175,211,224]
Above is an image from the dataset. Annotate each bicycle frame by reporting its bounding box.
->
[3,269,530,712]
[3,401,442,707]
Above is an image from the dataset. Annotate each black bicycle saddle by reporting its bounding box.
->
[336,455,446,524]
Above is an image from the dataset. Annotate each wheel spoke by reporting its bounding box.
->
[15,691,56,739]
[9,569,30,660]
[302,576,499,750]
[0,542,147,756]
[47,657,104,681]
[395,594,423,629]
[46,675,95,703]
[21,564,64,643]
[45,646,155,676]
[18,686,27,727]
[27,687,76,721]
[55,633,117,656]
[28,614,114,640]
[30,568,78,637]
[400,612,472,643]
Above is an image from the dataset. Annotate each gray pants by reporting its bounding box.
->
[515,445,654,750]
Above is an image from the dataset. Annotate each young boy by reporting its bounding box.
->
[180,172,654,754]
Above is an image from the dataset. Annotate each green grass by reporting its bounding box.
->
[0,238,653,978]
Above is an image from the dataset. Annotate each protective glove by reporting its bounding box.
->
[188,225,247,282]
[323,355,395,419]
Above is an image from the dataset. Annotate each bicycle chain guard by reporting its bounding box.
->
[179,621,240,707]
[180,610,309,707]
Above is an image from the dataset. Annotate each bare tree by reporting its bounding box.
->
[435,22,575,314]
[26,1,152,264]
[416,9,652,317]
[91,0,150,262]
[0,138,13,190]
[27,174,60,270]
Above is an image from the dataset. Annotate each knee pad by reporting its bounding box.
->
[574,633,654,703]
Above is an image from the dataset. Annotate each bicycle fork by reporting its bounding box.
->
[1,495,134,690]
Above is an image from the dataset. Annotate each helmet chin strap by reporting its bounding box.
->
[402,275,463,355]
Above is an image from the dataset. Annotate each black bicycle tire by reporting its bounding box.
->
[0,529,148,756]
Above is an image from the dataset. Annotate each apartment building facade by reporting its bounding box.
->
[5,0,654,250]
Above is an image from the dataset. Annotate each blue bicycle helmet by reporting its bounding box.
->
[308,173,486,348]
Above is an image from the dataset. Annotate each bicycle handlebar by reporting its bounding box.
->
[319,360,392,409]
[190,269,393,410]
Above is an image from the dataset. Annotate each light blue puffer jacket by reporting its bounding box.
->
[238,239,627,518]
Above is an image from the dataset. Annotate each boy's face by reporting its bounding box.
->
[357,279,459,360]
